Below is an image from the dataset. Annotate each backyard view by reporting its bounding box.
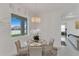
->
[11,14,21,36]
[11,14,27,36]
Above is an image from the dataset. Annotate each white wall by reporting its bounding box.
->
[0,4,61,55]
[62,18,79,35]
[38,12,61,47]
[0,4,13,55]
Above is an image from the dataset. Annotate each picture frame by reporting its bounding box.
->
[75,21,79,29]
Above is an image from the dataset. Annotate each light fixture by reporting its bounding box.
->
[31,16,40,23]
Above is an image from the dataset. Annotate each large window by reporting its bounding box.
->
[11,14,28,37]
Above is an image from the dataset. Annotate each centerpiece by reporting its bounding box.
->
[31,28,40,42]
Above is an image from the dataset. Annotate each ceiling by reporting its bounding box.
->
[10,3,79,18]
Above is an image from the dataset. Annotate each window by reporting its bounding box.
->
[11,14,28,37]
[61,25,67,46]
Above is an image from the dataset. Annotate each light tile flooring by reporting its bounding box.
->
[57,39,79,56]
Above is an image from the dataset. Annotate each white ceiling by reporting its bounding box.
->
[10,3,79,17]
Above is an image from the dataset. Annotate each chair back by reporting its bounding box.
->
[15,40,21,52]
[49,39,54,47]
[29,46,42,56]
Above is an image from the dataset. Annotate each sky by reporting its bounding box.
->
[11,16,21,27]
[11,16,27,27]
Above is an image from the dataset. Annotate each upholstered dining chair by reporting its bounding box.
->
[49,39,54,48]
[43,39,58,56]
[15,40,28,56]
[29,46,42,56]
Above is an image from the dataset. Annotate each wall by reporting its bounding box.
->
[38,12,61,47]
[66,18,79,35]
[61,17,79,35]
[0,4,13,55]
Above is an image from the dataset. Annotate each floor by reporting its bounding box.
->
[57,38,79,56]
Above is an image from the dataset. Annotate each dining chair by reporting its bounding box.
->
[15,40,28,56]
[43,39,56,56]
[49,39,54,48]
[29,46,42,56]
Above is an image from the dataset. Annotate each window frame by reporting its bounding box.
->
[11,13,29,37]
